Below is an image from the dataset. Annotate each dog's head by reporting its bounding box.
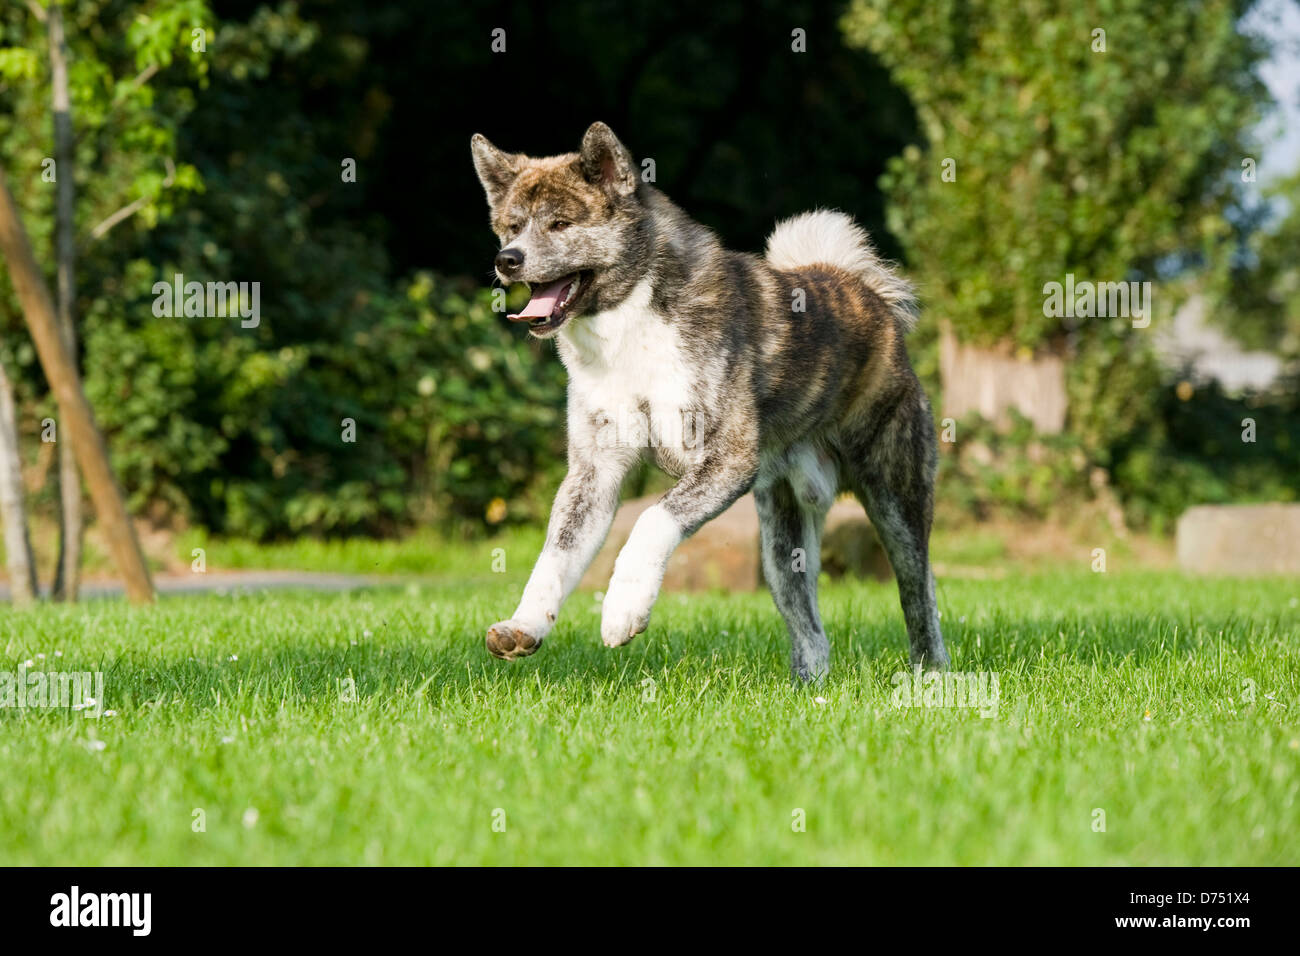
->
[471,122,645,337]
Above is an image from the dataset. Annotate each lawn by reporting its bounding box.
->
[0,548,1296,865]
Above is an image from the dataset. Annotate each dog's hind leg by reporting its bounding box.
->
[843,385,950,671]
[755,476,832,682]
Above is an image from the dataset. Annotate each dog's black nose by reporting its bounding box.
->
[495,248,524,275]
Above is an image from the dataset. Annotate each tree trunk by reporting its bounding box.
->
[0,166,154,604]
[0,359,38,605]
[47,0,83,601]
[938,324,1067,434]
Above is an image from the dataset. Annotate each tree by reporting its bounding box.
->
[0,0,208,593]
[1224,167,1300,367]
[842,0,1272,457]
[43,0,84,600]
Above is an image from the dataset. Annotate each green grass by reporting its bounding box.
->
[175,526,546,578]
[1,562,1296,865]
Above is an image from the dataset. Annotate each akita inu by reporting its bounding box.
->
[471,122,949,680]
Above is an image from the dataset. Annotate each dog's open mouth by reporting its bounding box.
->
[508,271,591,334]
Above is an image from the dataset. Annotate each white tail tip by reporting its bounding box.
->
[764,208,917,330]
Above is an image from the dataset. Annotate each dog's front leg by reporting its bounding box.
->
[601,445,758,648]
[486,452,631,660]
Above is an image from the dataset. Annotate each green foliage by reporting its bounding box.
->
[0,0,210,256]
[842,0,1269,347]
[84,270,567,538]
[843,0,1289,528]
[124,0,212,74]
[938,380,1300,532]
[93,6,567,537]
[1111,377,1300,533]
[937,412,1091,519]
[1220,169,1300,360]
[2,2,569,539]
[0,0,212,442]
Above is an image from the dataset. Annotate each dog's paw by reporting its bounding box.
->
[909,641,951,673]
[486,619,543,660]
[791,645,830,684]
[599,576,656,648]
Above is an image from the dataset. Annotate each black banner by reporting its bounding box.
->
[2,866,1292,943]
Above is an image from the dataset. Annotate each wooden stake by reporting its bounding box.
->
[0,166,154,604]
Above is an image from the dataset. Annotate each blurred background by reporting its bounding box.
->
[0,0,1297,585]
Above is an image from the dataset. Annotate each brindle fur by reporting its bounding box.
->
[471,122,949,680]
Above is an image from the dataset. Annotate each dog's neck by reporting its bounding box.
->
[555,186,731,387]
[557,276,660,372]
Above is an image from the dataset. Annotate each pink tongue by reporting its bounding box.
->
[509,277,572,321]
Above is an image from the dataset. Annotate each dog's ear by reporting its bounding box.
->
[579,122,637,196]
[471,134,520,209]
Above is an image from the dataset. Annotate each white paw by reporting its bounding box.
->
[600,574,657,647]
[600,504,679,648]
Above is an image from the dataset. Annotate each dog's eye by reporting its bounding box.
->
[507,221,524,235]
[550,220,572,232]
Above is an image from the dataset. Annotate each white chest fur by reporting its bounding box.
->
[558,279,702,470]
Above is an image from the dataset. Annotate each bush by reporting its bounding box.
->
[937,411,1091,520]
[84,271,567,539]
[1110,375,1300,534]
[935,377,1300,534]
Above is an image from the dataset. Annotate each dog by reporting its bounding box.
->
[471,122,949,680]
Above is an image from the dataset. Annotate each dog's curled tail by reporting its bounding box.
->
[764,208,917,331]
